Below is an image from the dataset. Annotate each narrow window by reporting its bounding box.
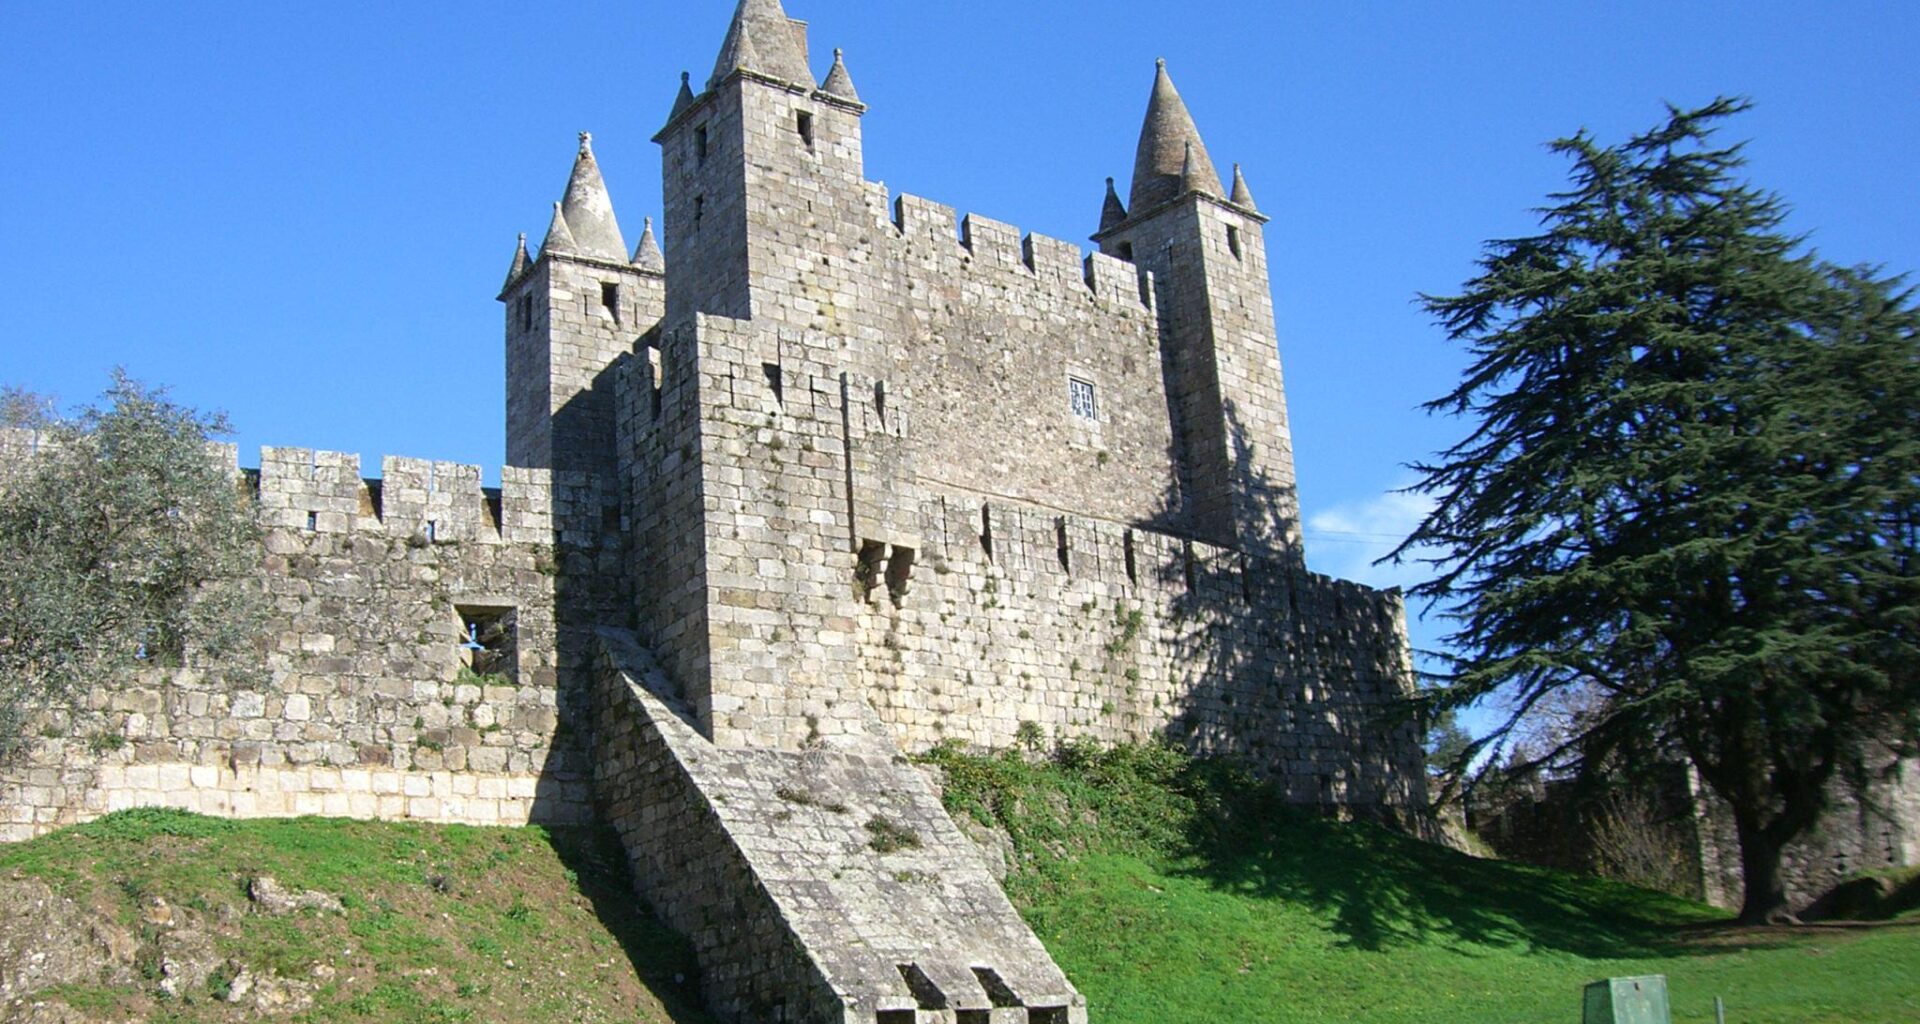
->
[518,295,533,332]
[693,195,705,229]
[795,110,815,149]
[649,347,664,420]
[694,124,708,164]
[1116,241,1135,262]
[980,504,994,562]
[1227,225,1243,261]
[763,362,784,405]
[601,281,621,321]
[873,380,886,424]
[1123,529,1138,584]
[1068,376,1097,422]
[305,511,318,532]
[425,520,438,543]
[1055,517,1070,572]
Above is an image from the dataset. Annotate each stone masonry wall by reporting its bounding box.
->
[594,630,1086,1024]
[0,439,621,841]
[856,486,1426,809]
[1694,757,1920,913]
[647,308,1424,807]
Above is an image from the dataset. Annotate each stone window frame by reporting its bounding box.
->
[1063,365,1109,454]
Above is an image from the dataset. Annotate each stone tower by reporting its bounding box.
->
[500,134,665,473]
[1094,61,1304,564]
[654,0,868,327]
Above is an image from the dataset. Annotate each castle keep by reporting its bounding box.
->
[1,2,1429,1020]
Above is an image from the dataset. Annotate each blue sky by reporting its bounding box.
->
[4,1,1918,683]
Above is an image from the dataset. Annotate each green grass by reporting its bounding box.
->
[923,741,1920,1024]
[0,810,710,1024]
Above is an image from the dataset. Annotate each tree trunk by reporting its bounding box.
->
[1733,816,1795,925]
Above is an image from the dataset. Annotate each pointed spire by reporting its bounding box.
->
[709,0,813,90]
[559,132,627,261]
[1230,163,1258,212]
[539,201,578,259]
[1128,58,1223,212]
[631,217,665,274]
[503,232,531,289]
[820,47,860,103]
[1179,141,1203,194]
[1099,177,1128,234]
[670,71,695,120]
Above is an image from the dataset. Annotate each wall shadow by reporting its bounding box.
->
[1137,401,1426,815]
[542,824,715,1022]
[1157,755,1763,958]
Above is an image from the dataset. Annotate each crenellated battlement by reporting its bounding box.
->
[253,448,613,546]
[889,191,1154,309]
[0,433,608,548]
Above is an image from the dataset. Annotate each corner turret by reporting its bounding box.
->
[1093,61,1301,563]
[501,136,666,473]
[1230,162,1259,213]
[653,0,866,324]
[819,47,860,103]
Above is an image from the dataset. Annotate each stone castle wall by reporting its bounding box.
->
[613,300,1422,807]
[0,436,621,841]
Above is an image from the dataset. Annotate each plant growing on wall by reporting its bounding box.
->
[1397,99,1920,923]
[0,372,265,759]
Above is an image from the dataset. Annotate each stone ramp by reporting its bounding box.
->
[593,629,1086,1024]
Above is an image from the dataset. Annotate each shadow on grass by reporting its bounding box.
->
[1161,757,1785,960]
[543,825,715,1024]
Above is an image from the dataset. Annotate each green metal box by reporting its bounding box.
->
[1583,975,1670,1024]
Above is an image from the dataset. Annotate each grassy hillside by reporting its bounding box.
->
[923,742,1920,1024]
[4,750,1914,1023]
[0,811,709,1023]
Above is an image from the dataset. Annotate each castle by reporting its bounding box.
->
[0,2,1428,1020]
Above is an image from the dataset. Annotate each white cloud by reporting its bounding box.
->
[1302,486,1439,594]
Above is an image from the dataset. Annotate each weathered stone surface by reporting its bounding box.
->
[247,876,344,916]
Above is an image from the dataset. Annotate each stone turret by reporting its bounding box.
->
[1095,60,1303,564]
[1099,176,1128,235]
[1230,162,1259,212]
[819,47,859,102]
[654,0,865,324]
[501,137,664,473]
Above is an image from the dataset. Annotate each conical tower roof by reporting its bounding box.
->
[559,132,627,261]
[670,71,696,120]
[503,233,531,290]
[820,48,860,103]
[1099,177,1128,235]
[1128,59,1223,211]
[1230,163,1259,212]
[539,201,578,259]
[631,217,665,274]
[709,0,813,90]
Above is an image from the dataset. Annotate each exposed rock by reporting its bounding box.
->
[0,877,137,1002]
[247,876,344,915]
[155,927,218,999]
[250,972,317,1016]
